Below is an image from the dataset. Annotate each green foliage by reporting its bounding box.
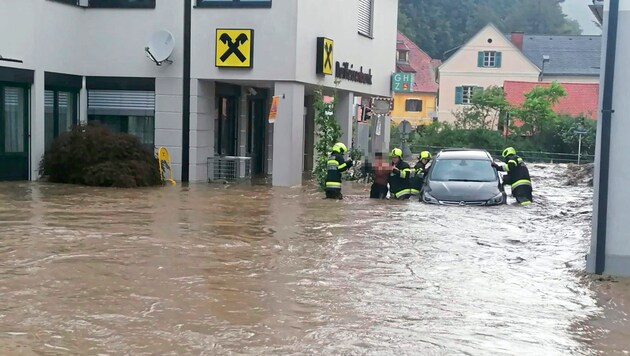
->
[511,82,567,136]
[454,86,509,130]
[313,88,341,191]
[398,0,583,59]
[40,122,162,188]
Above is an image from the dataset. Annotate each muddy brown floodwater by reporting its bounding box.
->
[0,164,629,355]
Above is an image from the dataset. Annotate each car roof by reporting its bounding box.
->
[435,149,492,160]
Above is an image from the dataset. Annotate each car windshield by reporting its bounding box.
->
[429,158,496,182]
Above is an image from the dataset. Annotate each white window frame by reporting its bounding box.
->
[358,0,374,38]
[397,50,409,63]
[462,86,476,105]
[483,51,496,68]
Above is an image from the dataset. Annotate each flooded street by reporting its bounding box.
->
[0,164,629,355]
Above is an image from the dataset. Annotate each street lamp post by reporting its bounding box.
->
[575,130,587,165]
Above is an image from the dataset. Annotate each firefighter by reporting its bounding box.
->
[492,147,533,205]
[410,151,432,197]
[324,142,353,199]
[388,148,412,200]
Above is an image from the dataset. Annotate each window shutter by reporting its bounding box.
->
[455,87,463,104]
[88,90,155,116]
[495,52,502,68]
[358,0,373,36]
[477,51,484,67]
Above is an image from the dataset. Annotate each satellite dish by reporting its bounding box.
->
[145,30,174,66]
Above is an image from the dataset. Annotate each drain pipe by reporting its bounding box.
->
[182,0,192,183]
[595,0,619,275]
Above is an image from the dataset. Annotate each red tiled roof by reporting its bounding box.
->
[503,81,599,119]
[396,32,440,93]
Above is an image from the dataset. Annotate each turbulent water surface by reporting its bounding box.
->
[0,164,628,355]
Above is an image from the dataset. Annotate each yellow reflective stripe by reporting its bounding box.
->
[511,179,532,188]
[327,160,339,165]
[520,201,531,206]
[409,188,421,195]
[400,168,412,179]
[338,163,347,170]
[508,160,517,165]
[503,164,510,172]
[326,182,342,188]
[394,189,412,198]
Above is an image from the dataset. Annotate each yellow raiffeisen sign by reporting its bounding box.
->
[316,37,334,75]
[215,29,254,68]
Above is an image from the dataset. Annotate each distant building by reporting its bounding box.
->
[437,24,540,123]
[504,81,599,119]
[390,32,440,126]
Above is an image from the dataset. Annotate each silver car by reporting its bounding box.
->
[421,149,507,206]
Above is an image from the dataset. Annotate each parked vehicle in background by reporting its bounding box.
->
[421,149,507,206]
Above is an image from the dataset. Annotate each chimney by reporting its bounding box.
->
[511,32,524,50]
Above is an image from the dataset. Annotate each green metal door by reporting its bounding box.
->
[0,85,29,181]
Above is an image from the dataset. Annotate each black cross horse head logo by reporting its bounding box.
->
[219,33,249,63]
[324,42,333,71]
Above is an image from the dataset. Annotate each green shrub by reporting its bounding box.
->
[40,122,162,188]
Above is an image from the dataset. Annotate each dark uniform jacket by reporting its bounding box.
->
[325,152,352,190]
[389,160,412,198]
[410,160,431,194]
[496,155,532,191]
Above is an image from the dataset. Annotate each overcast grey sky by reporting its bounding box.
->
[561,0,601,35]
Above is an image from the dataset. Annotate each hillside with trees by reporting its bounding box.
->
[398,0,582,59]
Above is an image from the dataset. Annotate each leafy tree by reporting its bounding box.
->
[511,82,567,136]
[453,86,509,130]
[313,88,341,191]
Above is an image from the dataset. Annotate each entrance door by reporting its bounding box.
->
[216,96,238,156]
[248,98,266,176]
[0,85,29,181]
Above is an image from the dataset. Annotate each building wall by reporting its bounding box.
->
[438,25,540,123]
[542,75,600,83]
[295,0,398,97]
[391,92,437,125]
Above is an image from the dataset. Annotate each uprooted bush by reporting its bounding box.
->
[40,122,162,188]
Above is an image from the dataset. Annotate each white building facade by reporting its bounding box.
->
[0,0,398,186]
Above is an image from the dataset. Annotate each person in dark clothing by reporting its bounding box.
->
[492,147,533,205]
[369,152,390,199]
[388,148,412,200]
[410,151,432,198]
[325,142,353,199]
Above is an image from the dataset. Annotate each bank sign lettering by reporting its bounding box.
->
[391,72,414,92]
[316,37,334,75]
[215,29,254,68]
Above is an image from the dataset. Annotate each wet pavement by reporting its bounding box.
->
[0,164,628,355]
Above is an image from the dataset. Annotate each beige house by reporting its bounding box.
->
[437,24,540,123]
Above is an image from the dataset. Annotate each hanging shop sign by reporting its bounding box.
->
[335,61,372,85]
[268,95,279,123]
[391,72,414,92]
[316,37,334,75]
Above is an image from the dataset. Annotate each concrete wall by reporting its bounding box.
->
[587,0,630,276]
[295,0,398,97]
[438,25,540,123]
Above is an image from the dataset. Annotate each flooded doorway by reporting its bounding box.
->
[247,88,268,177]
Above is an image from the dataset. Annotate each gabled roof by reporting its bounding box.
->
[396,31,440,93]
[504,81,599,119]
[438,23,540,73]
[520,35,601,76]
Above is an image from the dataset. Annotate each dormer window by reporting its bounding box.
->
[397,50,409,63]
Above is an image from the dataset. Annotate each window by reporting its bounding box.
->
[89,115,155,150]
[405,99,422,112]
[455,86,482,105]
[45,89,78,151]
[196,0,272,8]
[477,51,502,68]
[2,87,27,154]
[50,0,156,8]
[397,50,409,63]
[430,159,497,182]
[358,0,374,37]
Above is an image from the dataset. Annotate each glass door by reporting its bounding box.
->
[0,85,29,181]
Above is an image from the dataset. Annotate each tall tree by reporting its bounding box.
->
[398,0,583,59]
